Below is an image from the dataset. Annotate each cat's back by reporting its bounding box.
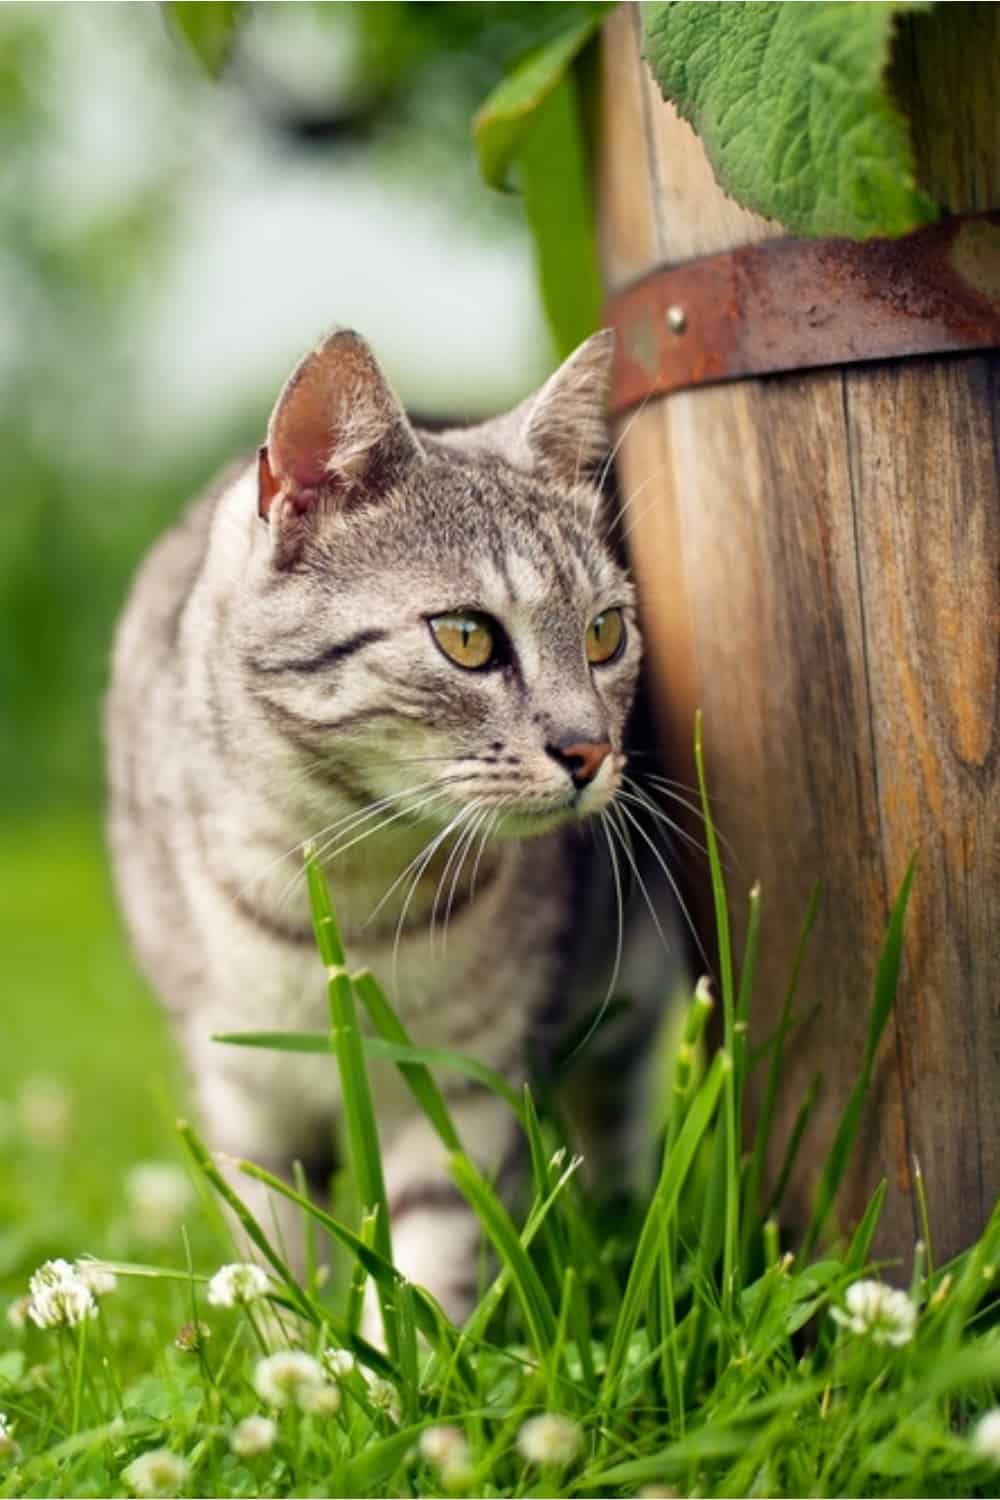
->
[109,461,243,700]
[106,461,246,978]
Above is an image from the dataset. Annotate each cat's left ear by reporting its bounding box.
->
[520,329,614,487]
[257,329,423,526]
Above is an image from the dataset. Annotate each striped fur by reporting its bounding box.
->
[106,329,674,1337]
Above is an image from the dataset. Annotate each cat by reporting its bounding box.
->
[106,327,673,1340]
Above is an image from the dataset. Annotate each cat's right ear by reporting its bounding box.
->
[257,329,423,538]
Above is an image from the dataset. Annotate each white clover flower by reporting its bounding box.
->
[366,1375,401,1423]
[125,1163,195,1243]
[206,1263,272,1308]
[323,1346,355,1379]
[420,1426,472,1487]
[830,1278,917,1346]
[16,1076,71,1147]
[76,1261,117,1297]
[27,1260,97,1329]
[122,1448,191,1497]
[253,1351,325,1409]
[420,1426,466,1465]
[973,1409,1000,1465]
[5,1297,30,1331]
[516,1413,583,1467]
[298,1381,342,1416]
[230,1415,276,1458]
[0,1413,15,1460]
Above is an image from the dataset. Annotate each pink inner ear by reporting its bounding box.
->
[268,356,337,491]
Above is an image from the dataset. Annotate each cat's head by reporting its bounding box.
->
[241,329,639,839]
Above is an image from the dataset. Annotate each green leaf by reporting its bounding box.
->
[166,2,239,76]
[473,5,609,355]
[520,68,603,358]
[473,7,612,191]
[642,1,938,239]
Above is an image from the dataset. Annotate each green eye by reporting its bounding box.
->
[586,608,625,665]
[430,613,496,670]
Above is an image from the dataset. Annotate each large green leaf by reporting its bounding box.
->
[473,5,612,191]
[643,1,938,239]
[474,5,611,357]
[519,68,603,359]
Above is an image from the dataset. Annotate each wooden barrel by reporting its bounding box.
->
[597,3,1000,1264]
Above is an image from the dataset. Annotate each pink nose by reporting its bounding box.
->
[547,739,612,788]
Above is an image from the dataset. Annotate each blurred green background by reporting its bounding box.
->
[0,1,585,1297]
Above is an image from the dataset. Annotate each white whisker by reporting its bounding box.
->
[442,803,494,949]
[614,796,709,970]
[390,806,475,989]
[431,801,484,955]
[618,782,711,862]
[608,800,670,956]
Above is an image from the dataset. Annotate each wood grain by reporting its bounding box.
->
[598,3,1000,1260]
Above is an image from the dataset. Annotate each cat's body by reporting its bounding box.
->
[107,329,672,1333]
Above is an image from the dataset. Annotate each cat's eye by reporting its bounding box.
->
[429,612,496,670]
[586,608,625,665]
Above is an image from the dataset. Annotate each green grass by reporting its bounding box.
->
[2,789,1000,1499]
[0,816,219,1284]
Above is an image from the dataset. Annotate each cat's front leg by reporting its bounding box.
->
[362,1087,522,1344]
[189,1046,336,1277]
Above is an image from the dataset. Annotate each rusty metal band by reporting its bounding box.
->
[605,213,1000,417]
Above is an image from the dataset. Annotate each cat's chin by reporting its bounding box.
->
[489,797,611,840]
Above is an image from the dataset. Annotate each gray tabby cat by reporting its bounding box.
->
[107,328,668,1337]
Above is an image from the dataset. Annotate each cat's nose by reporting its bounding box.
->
[546,738,612,789]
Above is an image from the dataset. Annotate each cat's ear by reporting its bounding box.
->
[520,329,614,487]
[257,329,422,524]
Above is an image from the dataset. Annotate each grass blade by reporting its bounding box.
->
[742,881,821,1266]
[602,1049,729,1410]
[215,1021,524,1124]
[844,1178,888,1272]
[454,1154,583,1361]
[450,1152,557,1357]
[801,853,917,1260]
[352,969,462,1150]
[236,1160,399,1289]
[764,1072,823,1221]
[304,847,396,1355]
[178,1121,322,1329]
[305,842,347,967]
[364,1036,525,1121]
[213,1029,329,1053]
[694,712,740,1320]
